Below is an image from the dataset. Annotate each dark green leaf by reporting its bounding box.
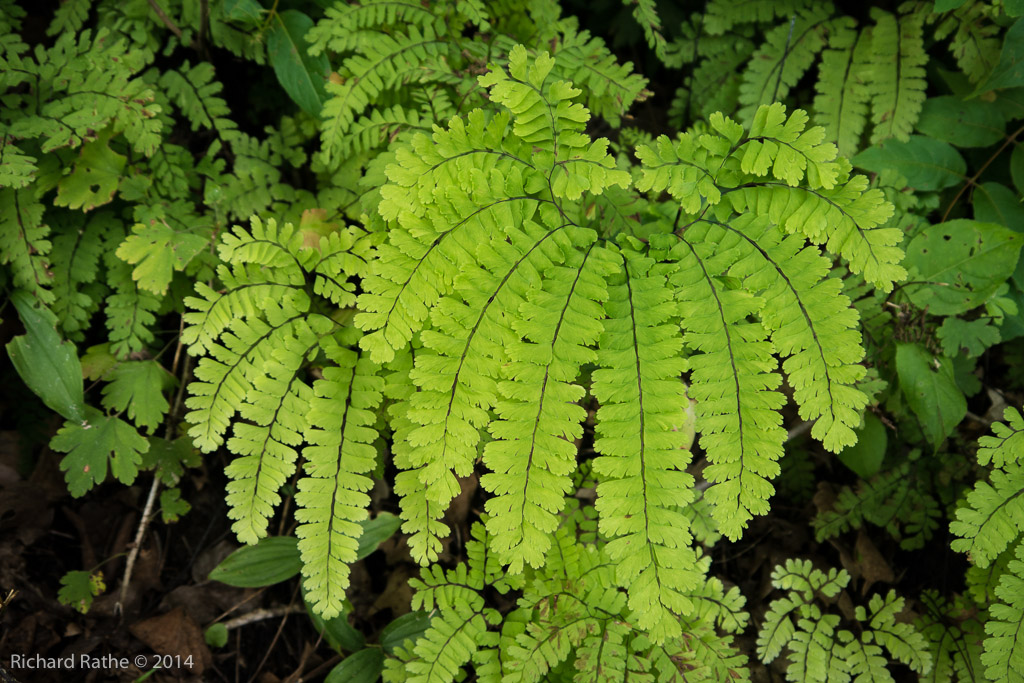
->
[933,0,968,10]
[903,219,1024,315]
[52,406,149,496]
[303,590,365,653]
[223,0,263,24]
[852,136,965,191]
[1010,0,1024,17]
[976,17,1024,93]
[1011,145,1024,196]
[837,413,887,479]
[380,611,432,653]
[209,536,301,587]
[355,512,403,560]
[895,343,967,446]
[915,96,1006,147]
[974,182,1024,228]
[6,290,84,421]
[267,10,330,116]
[325,648,384,683]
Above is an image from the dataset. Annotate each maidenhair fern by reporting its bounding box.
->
[182,24,904,674]
[666,0,1000,156]
[951,405,1024,681]
[757,559,932,682]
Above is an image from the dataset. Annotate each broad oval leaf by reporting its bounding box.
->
[903,219,1024,315]
[852,135,965,191]
[380,611,432,653]
[6,290,85,422]
[355,512,403,560]
[325,647,384,683]
[974,182,1024,229]
[837,412,887,479]
[267,10,329,116]
[976,17,1024,94]
[916,96,1006,148]
[303,589,365,653]
[209,536,301,587]
[895,343,967,447]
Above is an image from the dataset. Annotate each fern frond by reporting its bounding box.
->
[307,0,441,56]
[0,130,36,188]
[224,309,333,544]
[951,465,1024,568]
[977,406,1024,468]
[549,29,649,128]
[158,61,239,138]
[737,6,832,123]
[983,542,1024,682]
[355,110,529,363]
[868,8,927,144]
[916,590,986,683]
[703,0,812,35]
[667,219,786,537]
[340,104,432,157]
[319,26,452,167]
[482,243,612,571]
[936,2,1001,85]
[182,218,308,356]
[0,188,52,303]
[295,343,383,619]
[732,215,868,452]
[813,18,871,156]
[591,250,700,643]
[952,406,1024,567]
[104,254,160,357]
[481,44,631,197]
[623,0,666,58]
[404,523,502,683]
[49,212,108,339]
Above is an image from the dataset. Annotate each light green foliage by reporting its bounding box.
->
[951,407,1024,681]
[174,20,897,674]
[384,512,748,683]
[757,559,932,682]
[952,407,1024,566]
[16,3,1024,682]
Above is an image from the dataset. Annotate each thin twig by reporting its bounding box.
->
[786,419,814,442]
[117,325,190,616]
[249,584,300,683]
[146,0,184,39]
[221,605,305,631]
[942,122,1024,222]
[116,476,160,615]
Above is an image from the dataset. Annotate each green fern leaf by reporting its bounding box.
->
[983,542,1024,682]
[591,251,700,643]
[295,344,383,619]
[482,243,613,571]
[952,406,1024,567]
[0,188,52,303]
[737,6,832,123]
[868,8,927,144]
[813,18,871,156]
